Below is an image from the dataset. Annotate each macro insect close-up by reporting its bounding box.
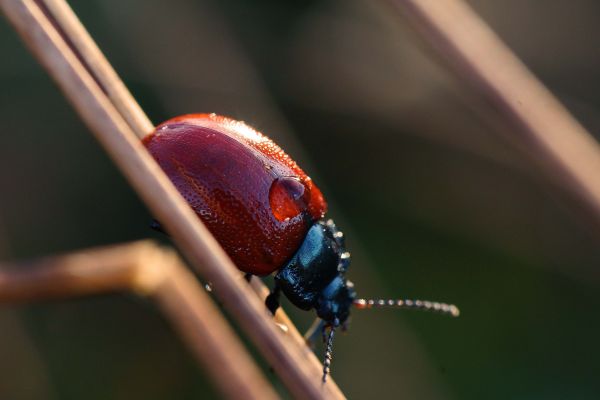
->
[2,1,600,399]
[143,113,459,382]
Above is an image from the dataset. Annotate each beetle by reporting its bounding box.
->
[143,113,459,381]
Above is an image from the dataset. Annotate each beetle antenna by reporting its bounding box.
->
[353,298,460,317]
[322,323,337,383]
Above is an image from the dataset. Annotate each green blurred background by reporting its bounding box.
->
[1,0,600,398]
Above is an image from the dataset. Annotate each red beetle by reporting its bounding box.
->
[144,113,326,276]
[144,113,459,381]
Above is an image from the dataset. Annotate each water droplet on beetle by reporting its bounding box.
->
[268,177,310,222]
[275,322,289,333]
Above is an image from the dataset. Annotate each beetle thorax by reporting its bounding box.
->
[274,219,355,325]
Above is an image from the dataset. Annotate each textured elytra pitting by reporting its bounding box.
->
[143,114,327,275]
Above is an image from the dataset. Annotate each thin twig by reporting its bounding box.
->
[36,0,154,138]
[0,241,279,400]
[0,0,345,398]
[386,0,600,233]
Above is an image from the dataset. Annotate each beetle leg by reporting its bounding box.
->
[303,318,325,349]
[150,219,167,234]
[322,323,329,345]
[265,284,281,315]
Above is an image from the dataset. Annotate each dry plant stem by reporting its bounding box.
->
[0,241,159,302]
[387,0,600,231]
[0,1,344,398]
[0,241,279,400]
[37,0,154,138]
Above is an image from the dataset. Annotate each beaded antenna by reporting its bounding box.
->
[304,297,459,382]
[353,298,460,316]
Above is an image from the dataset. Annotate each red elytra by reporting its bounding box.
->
[143,113,327,275]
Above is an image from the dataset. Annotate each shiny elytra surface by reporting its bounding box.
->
[143,114,327,275]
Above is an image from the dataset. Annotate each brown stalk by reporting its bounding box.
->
[0,0,345,398]
[36,0,154,138]
[386,0,600,233]
[0,241,279,400]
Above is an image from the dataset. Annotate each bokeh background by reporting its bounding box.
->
[1,0,600,399]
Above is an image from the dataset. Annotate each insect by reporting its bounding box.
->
[143,113,459,382]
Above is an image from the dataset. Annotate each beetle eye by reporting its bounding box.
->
[269,177,310,221]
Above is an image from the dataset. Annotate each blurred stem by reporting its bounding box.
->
[37,0,154,138]
[0,241,280,400]
[386,0,600,235]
